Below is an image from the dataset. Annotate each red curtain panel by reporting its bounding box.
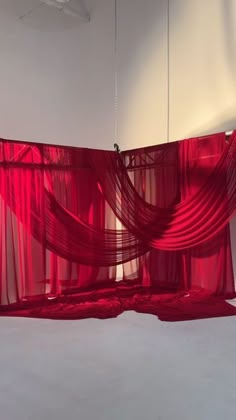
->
[0,131,235,319]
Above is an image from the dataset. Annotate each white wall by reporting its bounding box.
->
[0,0,115,149]
[0,0,236,274]
[1,0,236,149]
[0,0,170,150]
[119,0,236,147]
[169,0,236,141]
[117,0,168,150]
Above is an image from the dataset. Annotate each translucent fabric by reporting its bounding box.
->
[0,131,235,317]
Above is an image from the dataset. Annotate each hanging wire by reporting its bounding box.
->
[167,0,170,143]
[113,0,120,152]
[113,0,169,148]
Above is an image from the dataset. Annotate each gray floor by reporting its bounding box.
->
[0,311,236,420]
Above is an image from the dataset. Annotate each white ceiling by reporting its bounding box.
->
[0,0,91,31]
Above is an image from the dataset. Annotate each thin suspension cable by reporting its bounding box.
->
[167,0,170,143]
[114,0,118,146]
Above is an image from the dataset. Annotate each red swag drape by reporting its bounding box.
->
[88,131,236,251]
[120,133,234,296]
[0,131,235,320]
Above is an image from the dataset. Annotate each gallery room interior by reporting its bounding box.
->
[0,1,236,419]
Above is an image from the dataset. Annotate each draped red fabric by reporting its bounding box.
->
[179,134,234,296]
[0,141,117,305]
[0,143,149,267]
[120,134,234,297]
[120,141,181,290]
[88,131,236,251]
[0,131,235,319]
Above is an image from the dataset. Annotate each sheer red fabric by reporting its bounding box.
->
[88,131,236,251]
[0,131,235,319]
[179,134,234,295]
[119,134,234,297]
[120,141,181,290]
[0,141,117,305]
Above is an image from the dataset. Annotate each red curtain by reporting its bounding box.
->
[120,133,234,297]
[0,141,117,306]
[0,131,235,319]
[179,134,234,296]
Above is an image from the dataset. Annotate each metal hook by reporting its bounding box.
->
[114,143,120,153]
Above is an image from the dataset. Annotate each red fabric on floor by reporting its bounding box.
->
[1,284,236,322]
